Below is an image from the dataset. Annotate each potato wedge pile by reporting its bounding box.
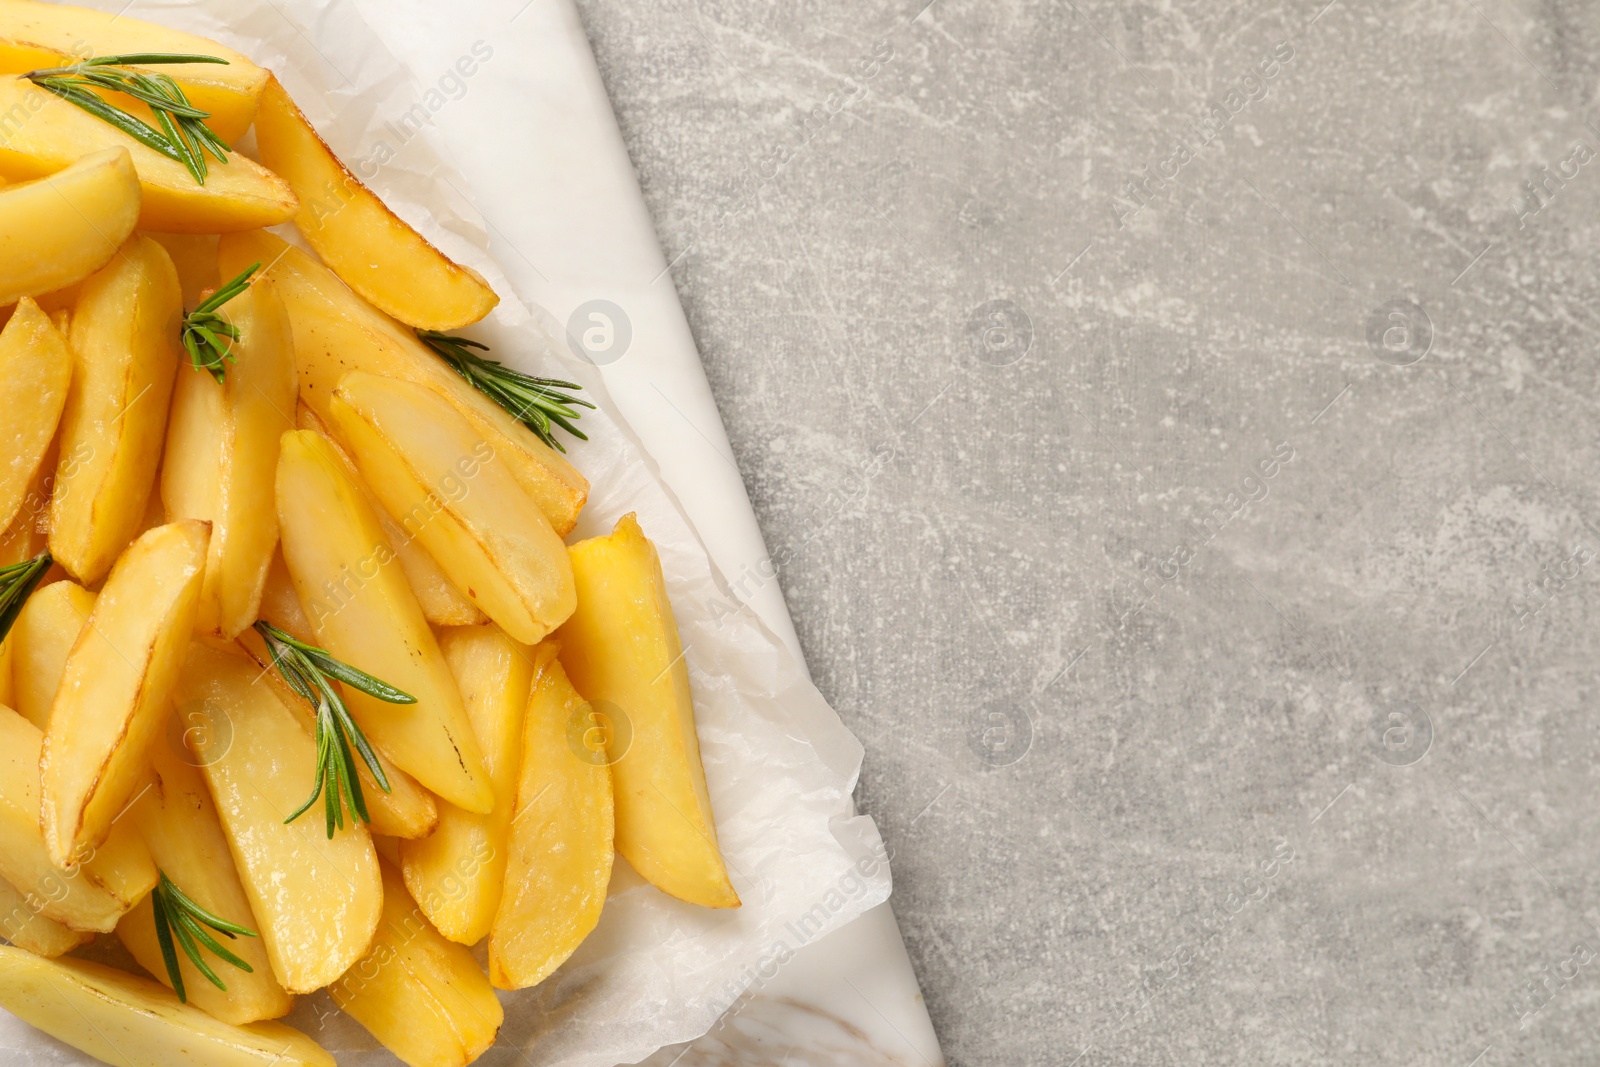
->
[0,5,740,1066]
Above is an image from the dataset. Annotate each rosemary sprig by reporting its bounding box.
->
[253,622,412,838]
[0,551,51,645]
[181,263,259,383]
[417,330,593,453]
[23,53,232,185]
[150,871,257,1003]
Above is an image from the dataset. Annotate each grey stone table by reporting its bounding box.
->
[572,1,1600,1064]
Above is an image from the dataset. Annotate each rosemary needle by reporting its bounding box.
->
[417,330,593,453]
[253,621,413,838]
[181,263,259,383]
[0,551,51,645]
[23,53,232,185]
[150,871,257,1003]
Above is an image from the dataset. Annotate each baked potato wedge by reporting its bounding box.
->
[0,298,70,534]
[49,234,182,584]
[255,550,314,643]
[558,513,739,909]
[218,230,587,534]
[0,945,333,1067]
[0,874,91,958]
[329,860,503,1067]
[296,403,483,627]
[401,624,533,945]
[0,77,293,232]
[0,0,268,142]
[0,633,11,710]
[117,739,292,1024]
[0,147,140,307]
[41,520,208,866]
[5,577,92,729]
[0,466,48,565]
[329,372,576,645]
[253,75,497,330]
[489,643,614,989]
[275,429,492,813]
[175,642,381,995]
[162,276,296,639]
[234,610,440,842]
[0,704,156,932]
[148,232,221,309]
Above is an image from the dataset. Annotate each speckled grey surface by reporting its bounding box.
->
[570,2,1600,1064]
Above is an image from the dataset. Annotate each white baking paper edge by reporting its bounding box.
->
[0,2,891,1065]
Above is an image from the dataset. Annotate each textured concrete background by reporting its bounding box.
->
[571,2,1600,1064]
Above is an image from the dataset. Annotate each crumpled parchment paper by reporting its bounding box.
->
[0,1,891,1064]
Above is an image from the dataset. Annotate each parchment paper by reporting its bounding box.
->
[0,2,891,1064]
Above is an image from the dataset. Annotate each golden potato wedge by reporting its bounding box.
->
[117,740,292,1024]
[401,624,534,944]
[296,404,484,627]
[489,644,614,989]
[0,0,267,142]
[0,704,156,932]
[0,445,56,571]
[86,798,163,906]
[162,277,296,639]
[218,231,588,534]
[253,76,498,331]
[558,514,739,909]
[0,500,45,565]
[256,551,313,642]
[0,874,92,957]
[49,234,182,584]
[0,78,294,233]
[135,472,170,538]
[6,578,93,729]
[371,834,402,867]
[234,620,440,842]
[319,739,439,841]
[0,297,70,532]
[149,232,220,309]
[0,147,139,308]
[175,642,381,995]
[0,634,11,709]
[0,447,49,566]
[330,860,503,1067]
[0,945,334,1067]
[330,373,576,645]
[161,353,222,521]
[41,520,208,866]
[390,540,485,626]
[276,430,492,813]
